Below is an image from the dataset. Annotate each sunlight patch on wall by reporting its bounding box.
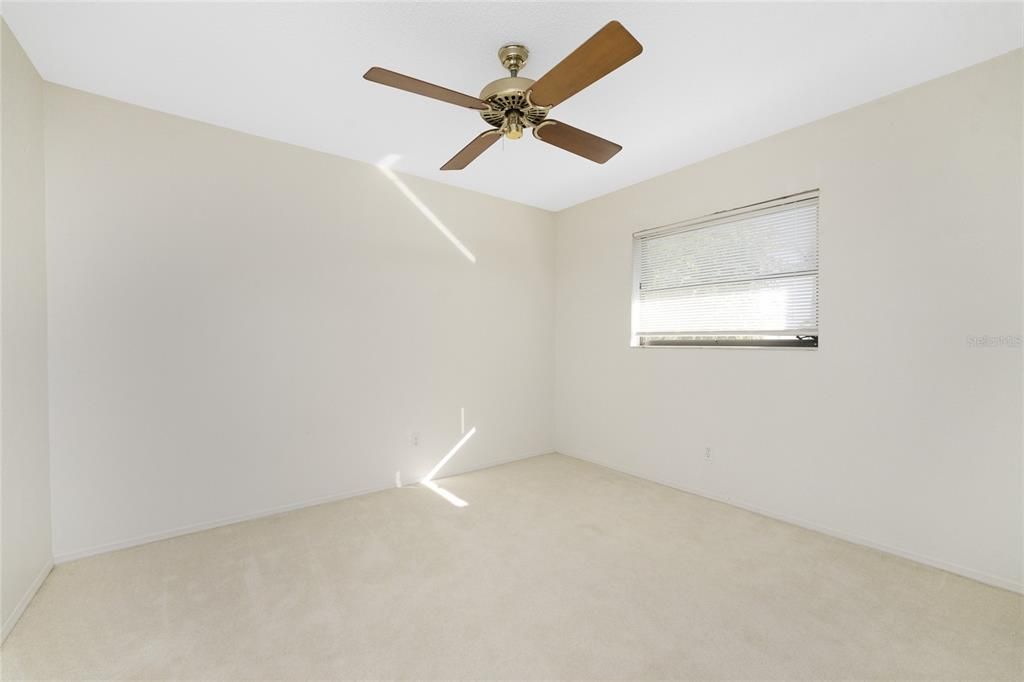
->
[376,154,476,263]
[418,421,477,508]
[423,426,477,483]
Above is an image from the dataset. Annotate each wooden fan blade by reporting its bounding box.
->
[528,21,642,108]
[441,130,502,170]
[363,67,490,111]
[533,120,622,164]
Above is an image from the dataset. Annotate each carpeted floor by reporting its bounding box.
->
[2,453,1021,680]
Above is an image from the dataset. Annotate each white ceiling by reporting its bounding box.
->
[4,2,1021,211]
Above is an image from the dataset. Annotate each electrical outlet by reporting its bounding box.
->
[705,447,712,461]
[410,432,420,447]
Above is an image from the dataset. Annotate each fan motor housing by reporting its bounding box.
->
[478,76,549,130]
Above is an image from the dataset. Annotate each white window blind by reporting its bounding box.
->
[631,191,819,347]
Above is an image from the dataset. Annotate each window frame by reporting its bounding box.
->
[630,190,820,350]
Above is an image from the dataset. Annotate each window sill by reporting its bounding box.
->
[630,344,819,351]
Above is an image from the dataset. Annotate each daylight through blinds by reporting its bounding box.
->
[632,192,818,344]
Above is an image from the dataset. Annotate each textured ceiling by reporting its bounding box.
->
[4,2,1021,211]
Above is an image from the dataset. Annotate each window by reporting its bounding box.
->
[631,191,819,348]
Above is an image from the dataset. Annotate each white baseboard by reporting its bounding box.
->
[433,449,553,481]
[54,449,549,565]
[559,451,1023,595]
[2,559,53,643]
[53,483,396,563]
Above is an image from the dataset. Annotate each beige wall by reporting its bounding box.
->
[1,20,52,639]
[13,30,1023,615]
[44,84,555,560]
[553,51,1023,591]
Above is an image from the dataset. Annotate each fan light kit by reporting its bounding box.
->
[363,21,643,170]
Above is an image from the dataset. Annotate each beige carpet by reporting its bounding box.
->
[2,454,1021,680]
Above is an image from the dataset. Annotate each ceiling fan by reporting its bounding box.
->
[363,21,643,171]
